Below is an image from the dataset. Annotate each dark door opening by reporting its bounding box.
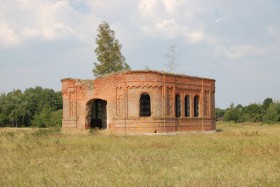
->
[86,99,107,129]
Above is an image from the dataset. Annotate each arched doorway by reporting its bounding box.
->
[86,99,107,129]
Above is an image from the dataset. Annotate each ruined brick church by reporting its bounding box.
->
[62,70,216,134]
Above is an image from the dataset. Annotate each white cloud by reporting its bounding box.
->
[163,0,180,14]
[0,0,100,48]
[139,0,161,17]
[213,45,264,59]
[21,28,40,40]
[0,21,19,47]
[142,18,205,43]
[155,19,179,38]
[187,31,205,43]
[0,0,214,48]
[137,0,209,44]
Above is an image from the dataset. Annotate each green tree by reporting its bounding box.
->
[242,103,262,122]
[0,113,5,126]
[49,109,63,127]
[24,87,62,115]
[0,93,7,126]
[262,97,273,115]
[0,87,62,127]
[32,106,52,128]
[215,108,225,120]
[224,108,240,122]
[263,103,280,124]
[0,90,29,127]
[32,107,62,128]
[93,21,130,76]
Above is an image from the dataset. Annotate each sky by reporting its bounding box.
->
[0,0,280,109]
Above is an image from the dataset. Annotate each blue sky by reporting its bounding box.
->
[0,0,280,109]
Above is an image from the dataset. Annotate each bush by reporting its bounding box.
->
[263,103,280,124]
[32,107,62,128]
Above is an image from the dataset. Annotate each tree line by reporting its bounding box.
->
[0,87,62,128]
[1,87,279,128]
[216,98,280,124]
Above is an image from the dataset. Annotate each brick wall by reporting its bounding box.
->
[61,71,216,134]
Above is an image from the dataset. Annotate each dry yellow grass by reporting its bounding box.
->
[0,122,280,186]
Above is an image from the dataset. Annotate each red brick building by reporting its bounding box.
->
[61,70,216,134]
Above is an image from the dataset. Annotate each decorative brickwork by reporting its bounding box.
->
[61,71,216,134]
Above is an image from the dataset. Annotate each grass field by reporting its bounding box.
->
[0,122,280,187]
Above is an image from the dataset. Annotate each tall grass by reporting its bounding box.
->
[0,122,280,186]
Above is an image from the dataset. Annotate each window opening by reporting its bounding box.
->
[175,94,181,117]
[194,96,199,117]
[185,95,190,117]
[140,93,151,116]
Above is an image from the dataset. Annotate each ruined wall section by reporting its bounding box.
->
[62,71,216,133]
[61,78,94,129]
[61,79,77,128]
[92,75,119,129]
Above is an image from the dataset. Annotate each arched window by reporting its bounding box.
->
[185,95,190,117]
[175,94,181,117]
[194,95,199,117]
[140,93,151,116]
